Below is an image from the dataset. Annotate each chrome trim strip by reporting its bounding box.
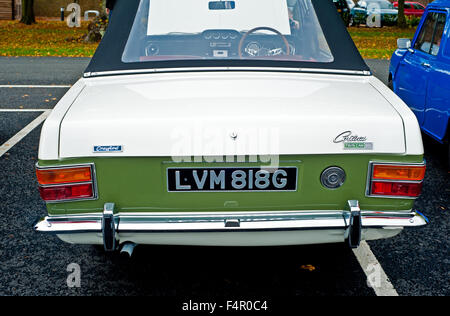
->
[35,209,427,235]
[83,67,372,78]
[347,200,362,248]
[102,203,117,251]
[369,179,424,184]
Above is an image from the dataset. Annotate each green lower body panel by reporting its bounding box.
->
[38,154,422,216]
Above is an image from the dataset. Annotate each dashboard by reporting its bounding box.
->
[203,29,241,58]
[143,29,296,59]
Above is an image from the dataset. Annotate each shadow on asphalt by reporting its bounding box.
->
[422,133,449,170]
[94,243,375,296]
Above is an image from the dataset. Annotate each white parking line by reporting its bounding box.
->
[0,109,51,112]
[0,85,71,88]
[353,241,399,296]
[0,110,51,157]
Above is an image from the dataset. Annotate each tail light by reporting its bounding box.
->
[36,164,97,202]
[367,162,426,198]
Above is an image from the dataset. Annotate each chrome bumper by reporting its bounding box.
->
[35,200,428,248]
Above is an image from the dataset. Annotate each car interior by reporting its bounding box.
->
[122,0,334,63]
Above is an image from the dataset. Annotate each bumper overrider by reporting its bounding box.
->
[35,200,428,249]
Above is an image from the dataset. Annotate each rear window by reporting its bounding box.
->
[122,0,334,64]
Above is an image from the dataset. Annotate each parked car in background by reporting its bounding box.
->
[393,1,426,17]
[347,0,356,10]
[351,0,398,27]
[390,0,450,164]
[334,0,351,26]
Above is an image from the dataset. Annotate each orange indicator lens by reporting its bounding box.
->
[37,167,92,185]
[372,164,426,181]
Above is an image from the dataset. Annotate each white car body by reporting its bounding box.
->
[40,72,423,160]
[34,0,428,251]
[36,70,427,247]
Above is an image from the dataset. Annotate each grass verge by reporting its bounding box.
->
[0,20,97,57]
[0,20,417,59]
[348,26,416,59]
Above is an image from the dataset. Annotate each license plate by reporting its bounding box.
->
[167,167,298,192]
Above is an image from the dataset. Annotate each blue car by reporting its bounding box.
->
[389,0,450,164]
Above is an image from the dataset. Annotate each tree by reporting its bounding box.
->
[397,0,406,28]
[20,0,35,25]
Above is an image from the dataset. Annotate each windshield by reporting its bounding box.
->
[122,0,333,64]
[360,1,395,9]
[377,1,395,9]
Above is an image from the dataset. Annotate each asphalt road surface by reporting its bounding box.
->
[0,57,448,297]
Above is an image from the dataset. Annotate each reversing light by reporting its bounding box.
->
[36,164,96,202]
[367,162,425,198]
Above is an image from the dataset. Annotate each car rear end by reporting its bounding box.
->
[34,73,428,250]
[35,154,427,248]
[34,0,428,252]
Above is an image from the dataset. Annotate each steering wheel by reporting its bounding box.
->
[238,26,290,59]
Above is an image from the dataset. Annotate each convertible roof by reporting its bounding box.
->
[84,0,370,77]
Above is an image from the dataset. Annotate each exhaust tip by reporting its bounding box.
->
[120,242,137,258]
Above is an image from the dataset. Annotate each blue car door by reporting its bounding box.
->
[422,11,450,142]
[395,12,440,125]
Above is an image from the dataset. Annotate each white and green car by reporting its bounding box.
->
[35,0,428,254]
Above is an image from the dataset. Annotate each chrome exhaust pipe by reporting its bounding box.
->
[120,242,137,258]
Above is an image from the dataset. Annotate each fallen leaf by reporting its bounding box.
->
[299,264,316,272]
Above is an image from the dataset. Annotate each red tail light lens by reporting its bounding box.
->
[36,164,96,202]
[39,183,94,202]
[371,181,423,197]
[368,162,425,198]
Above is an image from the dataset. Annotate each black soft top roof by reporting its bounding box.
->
[84,0,370,77]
